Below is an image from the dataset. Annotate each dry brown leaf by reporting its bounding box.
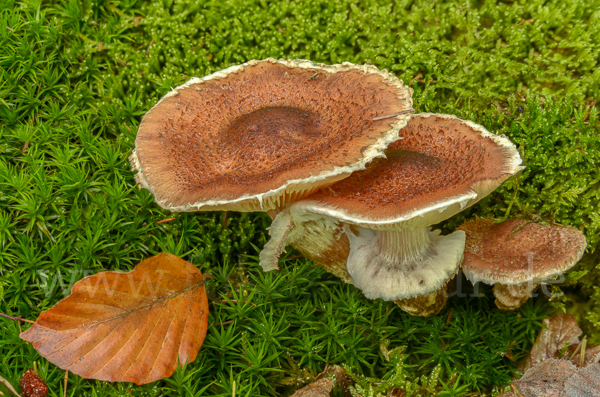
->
[512,359,577,397]
[526,314,582,371]
[290,366,350,397]
[562,363,600,397]
[21,253,209,385]
[290,376,335,397]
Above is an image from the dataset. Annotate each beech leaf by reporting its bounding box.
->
[20,253,209,385]
[512,359,577,397]
[562,363,600,397]
[290,366,350,397]
[527,314,582,370]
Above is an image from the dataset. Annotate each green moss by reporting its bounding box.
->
[1,0,599,395]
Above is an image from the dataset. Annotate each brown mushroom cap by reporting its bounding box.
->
[130,58,413,212]
[459,218,587,285]
[291,113,523,229]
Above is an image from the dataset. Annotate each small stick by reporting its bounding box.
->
[156,217,175,224]
[146,39,154,57]
[308,72,320,81]
[373,108,415,121]
[34,361,38,375]
[6,26,14,31]
[570,339,583,361]
[232,380,236,397]
[64,371,69,397]
[410,74,422,85]
[222,212,228,229]
[511,384,524,397]
[445,308,453,327]
[213,320,234,326]
[285,255,304,261]
[22,141,29,152]
[0,312,35,324]
[228,299,257,307]
[580,336,587,367]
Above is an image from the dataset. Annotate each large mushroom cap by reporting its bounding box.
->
[459,218,587,285]
[130,58,413,212]
[291,113,524,229]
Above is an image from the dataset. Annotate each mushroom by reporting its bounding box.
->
[459,218,587,310]
[261,113,523,316]
[130,58,413,213]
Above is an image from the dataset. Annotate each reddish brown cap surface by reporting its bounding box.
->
[291,113,523,229]
[130,58,413,212]
[460,218,587,285]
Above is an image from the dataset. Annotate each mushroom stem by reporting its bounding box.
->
[344,226,464,301]
[373,228,432,263]
[394,284,449,317]
[493,282,539,310]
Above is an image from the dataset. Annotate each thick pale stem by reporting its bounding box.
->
[376,227,431,264]
[345,226,464,301]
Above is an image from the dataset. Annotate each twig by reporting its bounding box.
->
[146,39,154,57]
[222,211,228,229]
[285,255,304,260]
[445,308,453,327]
[580,336,587,367]
[6,26,14,31]
[308,72,320,81]
[409,74,422,86]
[22,141,29,152]
[0,312,35,324]
[213,320,234,326]
[570,338,583,361]
[64,371,69,397]
[228,299,257,307]
[510,384,524,397]
[156,217,175,224]
[373,108,415,121]
[232,380,236,397]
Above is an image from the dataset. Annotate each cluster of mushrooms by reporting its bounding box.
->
[130,58,586,316]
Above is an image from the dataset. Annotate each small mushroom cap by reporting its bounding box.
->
[130,58,413,212]
[460,218,587,285]
[291,113,523,229]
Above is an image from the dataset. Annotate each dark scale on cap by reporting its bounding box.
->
[133,59,412,210]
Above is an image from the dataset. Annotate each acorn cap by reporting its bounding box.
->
[130,58,413,212]
[291,113,524,230]
[459,218,587,285]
